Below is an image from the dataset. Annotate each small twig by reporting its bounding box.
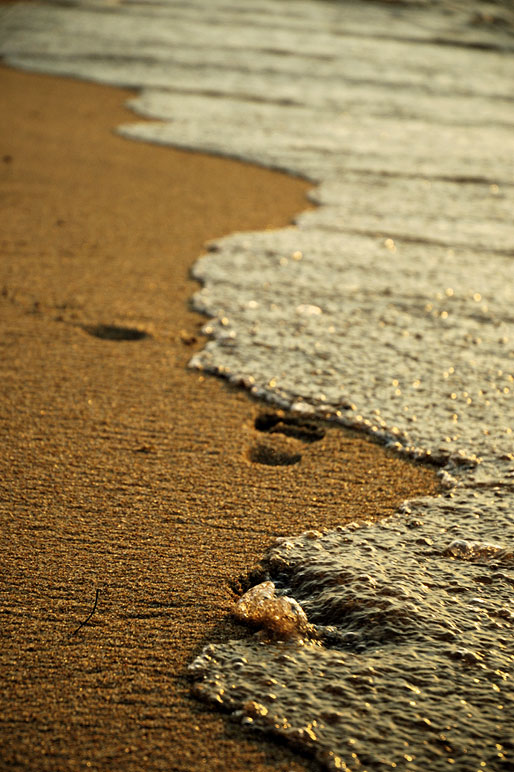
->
[70,589,100,638]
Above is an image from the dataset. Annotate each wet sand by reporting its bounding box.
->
[0,66,440,771]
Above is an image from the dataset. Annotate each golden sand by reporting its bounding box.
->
[0,66,440,771]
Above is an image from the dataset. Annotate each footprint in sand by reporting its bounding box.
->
[249,411,325,467]
[82,323,149,341]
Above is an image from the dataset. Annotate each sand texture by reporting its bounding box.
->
[0,66,439,771]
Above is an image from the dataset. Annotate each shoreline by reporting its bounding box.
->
[0,65,440,771]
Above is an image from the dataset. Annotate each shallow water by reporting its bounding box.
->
[1,1,513,769]
[192,489,514,769]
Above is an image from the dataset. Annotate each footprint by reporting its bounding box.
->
[82,324,149,341]
[249,411,325,466]
[249,441,302,467]
[254,412,325,443]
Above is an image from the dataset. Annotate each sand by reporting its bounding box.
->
[0,65,440,772]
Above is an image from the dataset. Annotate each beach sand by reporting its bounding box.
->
[0,66,440,771]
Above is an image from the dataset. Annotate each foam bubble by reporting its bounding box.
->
[234,581,311,640]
